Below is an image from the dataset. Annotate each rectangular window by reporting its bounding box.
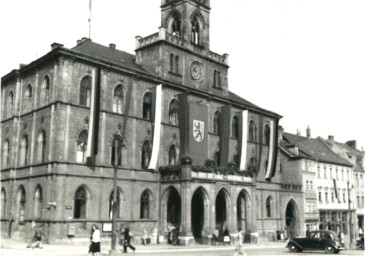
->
[341,170,344,181]
[318,166,321,178]
[343,192,346,203]
[330,168,333,179]
[319,192,322,203]
[331,192,334,203]
[325,192,328,203]
[324,168,327,179]
[306,181,309,190]
[310,181,313,190]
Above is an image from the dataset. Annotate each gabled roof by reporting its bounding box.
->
[283,132,309,144]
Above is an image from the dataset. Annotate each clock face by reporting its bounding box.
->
[191,62,203,80]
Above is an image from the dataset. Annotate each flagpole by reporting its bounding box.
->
[88,0,92,39]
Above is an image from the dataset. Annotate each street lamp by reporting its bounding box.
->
[110,134,122,255]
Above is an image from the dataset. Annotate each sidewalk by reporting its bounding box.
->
[0,237,286,256]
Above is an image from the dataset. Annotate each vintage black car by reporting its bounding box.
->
[286,230,346,254]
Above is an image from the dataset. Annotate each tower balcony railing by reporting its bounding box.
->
[136,28,229,65]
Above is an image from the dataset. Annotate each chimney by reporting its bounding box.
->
[278,126,284,142]
[109,43,116,49]
[51,42,63,50]
[346,140,357,150]
[296,129,301,136]
[77,37,91,45]
[328,135,334,145]
[19,63,26,69]
[306,126,311,138]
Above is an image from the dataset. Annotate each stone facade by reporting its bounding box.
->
[1,0,303,244]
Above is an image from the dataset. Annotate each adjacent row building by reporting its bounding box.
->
[1,0,363,246]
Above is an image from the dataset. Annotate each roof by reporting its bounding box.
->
[71,39,148,73]
[298,138,352,167]
[283,132,352,166]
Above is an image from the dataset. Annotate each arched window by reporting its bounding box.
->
[170,54,174,72]
[74,187,87,219]
[20,136,28,166]
[233,154,239,165]
[34,186,42,219]
[232,115,239,138]
[249,120,257,142]
[80,76,92,107]
[168,145,177,165]
[76,131,88,163]
[175,55,179,73]
[40,76,50,105]
[213,70,221,88]
[214,151,221,167]
[113,85,124,114]
[264,124,270,145]
[248,157,257,171]
[7,91,13,115]
[191,15,201,45]
[111,137,123,166]
[169,99,178,125]
[25,84,32,101]
[266,196,273,218]
[169,15,181,37]
[37,131,46,163]
[2,140,10,168]
[109,189,122,219]
[213,111,221,135]
[142,92,152,120]
[16,186,26,222]
[141,141,152,169]
[1,189,6,218]
[140,190,151,219]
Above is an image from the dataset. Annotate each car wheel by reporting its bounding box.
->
[288,243,298,252]
[325,244,335,253]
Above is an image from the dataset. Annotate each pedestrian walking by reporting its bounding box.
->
[29,223,47,249]
[235,229,246,256]
[88,224,101,256]
[122,225,136,253]
[26,221,37,248]
[212,227,219,245]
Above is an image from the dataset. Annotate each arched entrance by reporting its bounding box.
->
[215,189,231,231]
[191,187,208,241]
[167,187,181,227]
[237,190,250,232]
[285,199,300,237]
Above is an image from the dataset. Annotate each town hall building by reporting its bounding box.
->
[1,0,304,244]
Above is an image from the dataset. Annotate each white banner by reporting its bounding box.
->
[148,84,163,169]
[85,69,96,158]
[239,110,248,171]
[265,120,275,179]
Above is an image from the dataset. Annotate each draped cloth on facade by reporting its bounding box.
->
[265,119,279,180]
[238,110,248,171]
[177,93,189,156]
[220,105,231,166]
[86,67,101,165]
[148,84,163,170]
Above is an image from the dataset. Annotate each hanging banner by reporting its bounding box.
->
[86,68,97,159]
[148,84,163,170]
[265,120,275,179]
[239,110,248,171]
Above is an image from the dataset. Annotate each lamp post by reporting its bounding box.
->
[110,135,121,255]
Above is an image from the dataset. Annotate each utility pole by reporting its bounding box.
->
[347,181,353,247]
[110,136,120,255]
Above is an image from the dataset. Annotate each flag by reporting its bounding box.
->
[238,110,248,171]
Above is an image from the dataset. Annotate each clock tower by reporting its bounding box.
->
[135,0,229,96]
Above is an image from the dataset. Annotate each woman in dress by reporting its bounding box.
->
[89,224,101,256]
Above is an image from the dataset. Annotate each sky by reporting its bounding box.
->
[1,0,364,150]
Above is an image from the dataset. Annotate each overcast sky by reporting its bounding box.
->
[1,0,364,150]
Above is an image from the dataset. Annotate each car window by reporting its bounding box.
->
[320,232,327,238]
[312,232,320,239]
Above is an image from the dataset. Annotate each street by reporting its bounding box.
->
[1,246,364,256]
